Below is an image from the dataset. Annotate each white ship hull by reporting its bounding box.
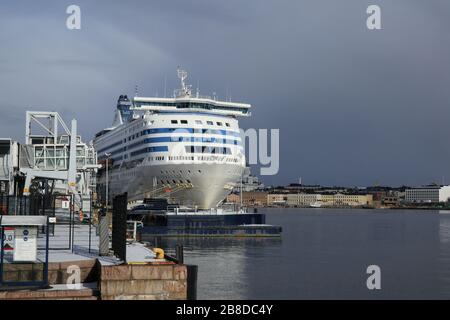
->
[105,162,243,209]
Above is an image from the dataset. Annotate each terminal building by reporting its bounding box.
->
[405,185,450,203]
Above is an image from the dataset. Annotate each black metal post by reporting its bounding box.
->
[186,265,198,300]
[51,196,56,236]
[6,194,9,215]
[71,195,75,253]
[43,219,50,287]
[176,244,184,264]
[68,197,72,251]
[38,194,46,216]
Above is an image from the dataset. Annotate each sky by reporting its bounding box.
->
[0,0,450,187]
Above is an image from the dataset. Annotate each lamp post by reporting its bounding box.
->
[105,152,111,208]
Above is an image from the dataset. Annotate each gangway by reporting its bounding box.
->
[128,182,194,205]
[19,111,100,213]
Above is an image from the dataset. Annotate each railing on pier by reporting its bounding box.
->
[0,193,54,216]
[0,192,98,254]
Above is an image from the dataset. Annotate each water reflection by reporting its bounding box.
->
[439,215,450,244]
[141,236,282,299]
[438,215,450,295]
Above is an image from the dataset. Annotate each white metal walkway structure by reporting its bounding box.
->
[20,111,100,212]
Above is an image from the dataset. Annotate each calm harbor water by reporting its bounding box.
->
[157,208,450,299]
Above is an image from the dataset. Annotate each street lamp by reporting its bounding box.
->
[105,152,111,208]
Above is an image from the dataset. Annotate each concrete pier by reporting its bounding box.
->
[100,263,187,300]
[0,260,188,300]
[1,223,192,300]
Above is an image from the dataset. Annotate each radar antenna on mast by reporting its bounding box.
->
[176,66,192,97]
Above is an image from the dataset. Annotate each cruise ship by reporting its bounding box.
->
[93,69,250,209]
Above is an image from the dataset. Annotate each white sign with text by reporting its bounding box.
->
[13,227,38,262]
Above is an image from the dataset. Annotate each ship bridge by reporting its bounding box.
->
[131,68,251,117]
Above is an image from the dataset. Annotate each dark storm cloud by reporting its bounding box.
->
[0,0,449,187]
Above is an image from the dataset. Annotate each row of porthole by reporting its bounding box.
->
[99,115,235,152]
[171,119,231,127]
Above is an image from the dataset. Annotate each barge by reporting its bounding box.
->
[128,199,282,237]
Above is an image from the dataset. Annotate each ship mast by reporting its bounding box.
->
[176,67,192,97]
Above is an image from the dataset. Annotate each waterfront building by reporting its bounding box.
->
[286,193,319,207]
[319,194,335,206]
[226,193,241,204]
[382,196,400,206]
[405,185,450,203]
[229,191,374,208]
[267,193,287,206]
[332,193,373,207]
[225,191,268,207]
[286,193,373,208]
[244,191,268,206]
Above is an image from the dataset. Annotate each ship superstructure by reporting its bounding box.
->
[93,69,250,209]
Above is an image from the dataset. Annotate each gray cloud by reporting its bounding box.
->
[0,0,449,187]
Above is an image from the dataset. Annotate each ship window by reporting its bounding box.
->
[216,122,222,126]
[195,120,202,125]
[180,120,188,124]
[207,121,213,125]
[171,120,178,124]
[226,123,230,127]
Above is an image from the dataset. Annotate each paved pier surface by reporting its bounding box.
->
[1,215,190,300]
[3,223,158,264]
